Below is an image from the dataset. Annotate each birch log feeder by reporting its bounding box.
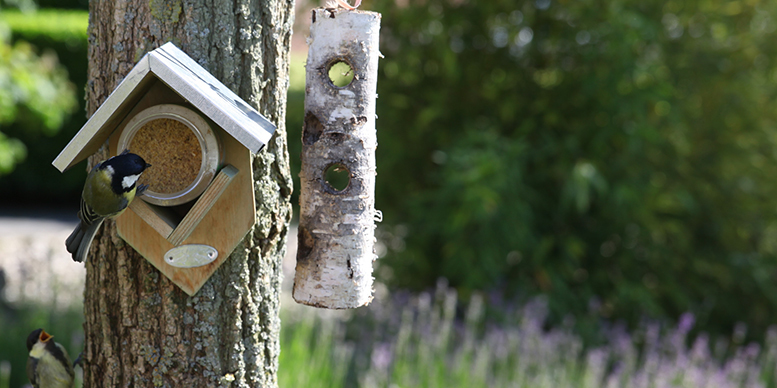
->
[294,8,382,309]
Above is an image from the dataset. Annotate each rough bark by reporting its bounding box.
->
[294,9,381,309]
[82,1,293,387]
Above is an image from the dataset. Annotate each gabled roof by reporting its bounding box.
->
[53,42,276,172]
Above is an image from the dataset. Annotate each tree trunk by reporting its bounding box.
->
[82,1,293,387]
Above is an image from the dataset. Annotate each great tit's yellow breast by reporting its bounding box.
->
[83,169,133,217]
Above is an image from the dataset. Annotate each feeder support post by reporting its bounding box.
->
[294,8,382,309]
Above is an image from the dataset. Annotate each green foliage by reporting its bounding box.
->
[0,0,35,13]
[0,0,87,11]
[369,0,777,338]
[0,9,88,203]
[0,132,25,175]
[2,9,88,46]
[0,40,74,133]
[0,16,76,176]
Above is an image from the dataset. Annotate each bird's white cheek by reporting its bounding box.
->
[30,342,47,358]
[122,174,140,189]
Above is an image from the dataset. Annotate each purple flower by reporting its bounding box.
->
[371,342,394,371]
[288,283,777,388]
[678,312,695,334]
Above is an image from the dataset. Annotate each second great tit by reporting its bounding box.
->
[26,328,75,388]
[65,151,150,263]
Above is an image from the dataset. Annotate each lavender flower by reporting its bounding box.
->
[281,282,777,388]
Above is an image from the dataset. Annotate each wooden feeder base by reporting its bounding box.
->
[115,135,254,295]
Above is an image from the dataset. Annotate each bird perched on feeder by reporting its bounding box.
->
[26,328,75,388]
[65,151,150,262]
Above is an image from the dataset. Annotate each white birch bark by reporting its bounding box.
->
[294,8,381,309]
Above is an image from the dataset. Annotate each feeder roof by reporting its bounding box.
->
[53,42,276,172]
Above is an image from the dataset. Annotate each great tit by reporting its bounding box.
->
[65,151,150,263]
[26,328,75,388]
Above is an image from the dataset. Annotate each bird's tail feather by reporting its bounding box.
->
[65,223,84,258]
[66,219,104,263]
[75,219,104,263]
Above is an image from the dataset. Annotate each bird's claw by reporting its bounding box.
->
[137,184,150,196]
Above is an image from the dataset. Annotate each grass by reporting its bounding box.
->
[278,310,352,388]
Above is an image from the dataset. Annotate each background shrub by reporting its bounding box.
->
[364,0,777,340]
[0,9,87,204]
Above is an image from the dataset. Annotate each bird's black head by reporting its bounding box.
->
[26,328,45,351]
[101,151,150,193]
[103,151,149,176]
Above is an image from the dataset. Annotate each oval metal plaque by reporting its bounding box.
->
[164,244,218,268]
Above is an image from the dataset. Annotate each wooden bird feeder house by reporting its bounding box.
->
[52,42,276,295]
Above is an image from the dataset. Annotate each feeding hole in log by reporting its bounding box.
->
[327,60,355,87]
[323,162,350,193]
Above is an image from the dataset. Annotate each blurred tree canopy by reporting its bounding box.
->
[0,13,76,175]
[370,0,777,336]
